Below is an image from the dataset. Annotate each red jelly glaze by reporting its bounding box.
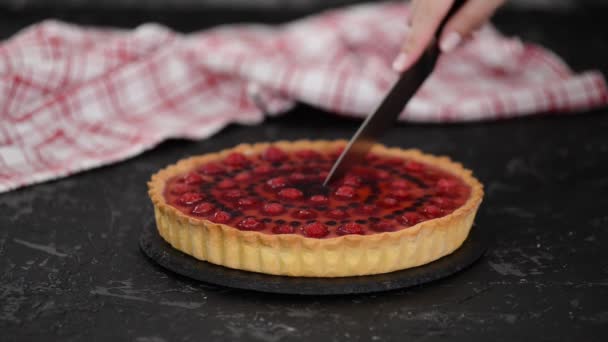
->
[372,221,395,232]
[163,146,471,238]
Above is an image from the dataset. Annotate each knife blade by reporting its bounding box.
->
[323,0,464,186]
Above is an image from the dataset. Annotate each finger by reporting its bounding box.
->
[393,0,454,72]
[439,0,505,52]
[407,0,420,26]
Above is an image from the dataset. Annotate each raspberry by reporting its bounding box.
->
[302,222,329,238]
[360,204,377,215]
[343,175,361,187]
[371,221,394,232]
[266,177,288,190]
[337,222,364,235]
[211,211,231,223]
[178,192,204,205]
[422,172,440,183]
[391,179,410,189]
[327,209,347,219]
[330,147,345,159]
[379,197,398,208]
[217,179,236,189]
[309,195,329,206]
[223,189,244,200]
[224,152,250,167]
[184,172,203,185]
[398,212,420,226]
[431,197,454,209]
[199,163,223,175]
[423,205,442,218]
[192,202,214,216]
[278,188,303,200]
[263,203,285,216]
[279,164,295,173]
[253,165,272,175]
[351,167,376,180]
[295,149,321,159]
[289,173,308,183]
[437,178,458,196]
[390,189,410,199]
[237,197,258,208]
[263,146,287,162]
[234,172,251,182]
[272,224,294,234]
[293,209,317,219]
[334,186,355,199]
[405,161,425,172]
[365,153,379,162]
[318,171,329,181]
[238,217,265,231]
[170,184,191,195]
[376,170,390,180]
[385,157,404,166]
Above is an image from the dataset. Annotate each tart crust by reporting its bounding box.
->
[148,140,484,277]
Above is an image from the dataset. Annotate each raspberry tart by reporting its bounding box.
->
[148,140,483,277]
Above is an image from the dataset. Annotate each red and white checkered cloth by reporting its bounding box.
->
[1,3,607,193]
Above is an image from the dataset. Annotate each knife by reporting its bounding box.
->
[323,0,465,186]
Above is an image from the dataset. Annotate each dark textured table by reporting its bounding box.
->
[1,6,608,342]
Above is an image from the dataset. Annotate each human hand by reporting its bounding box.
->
[392,0,506,72]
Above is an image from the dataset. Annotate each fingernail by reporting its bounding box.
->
[392,52,409,72]
[440,32,462,52]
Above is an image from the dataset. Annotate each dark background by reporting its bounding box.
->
[1,1,608,341]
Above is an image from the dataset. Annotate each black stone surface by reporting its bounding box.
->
[140,223,487,295]
[1,7,608,342]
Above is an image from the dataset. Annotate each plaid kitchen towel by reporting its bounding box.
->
[1,2,606,193]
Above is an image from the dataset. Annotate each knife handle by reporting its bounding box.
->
[434,0,467,42]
